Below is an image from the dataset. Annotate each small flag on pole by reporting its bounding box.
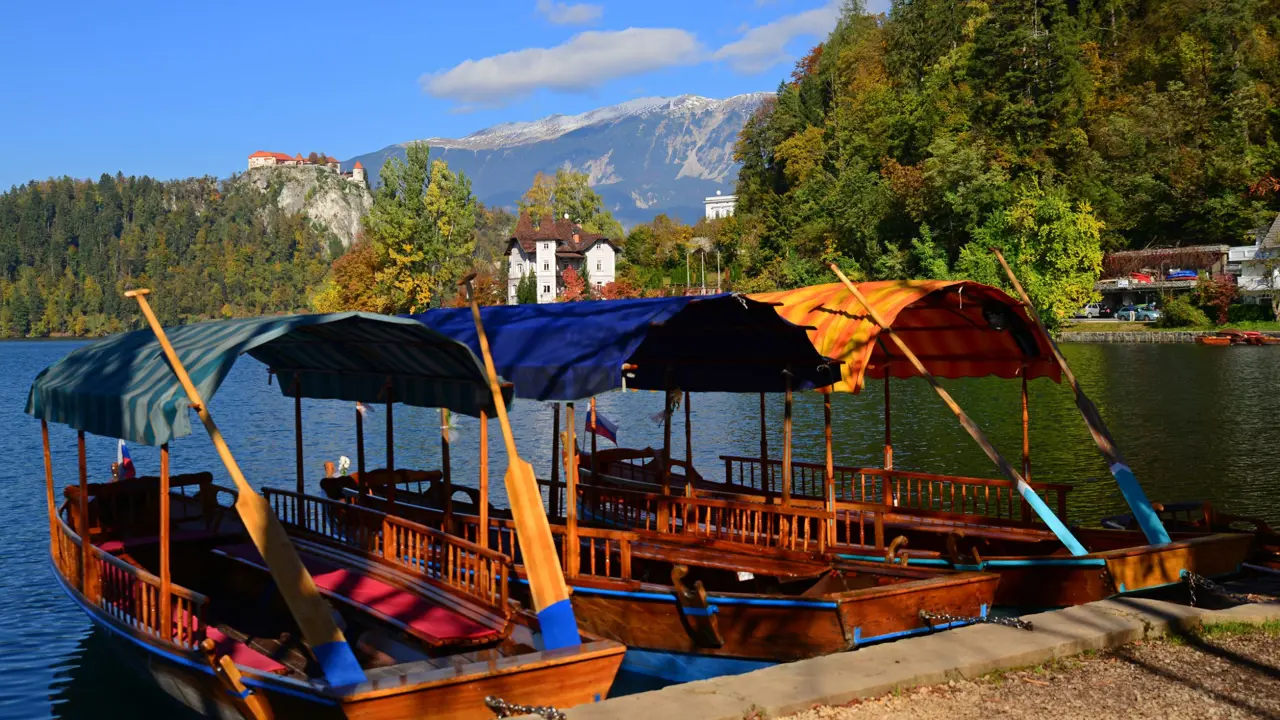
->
[585,411,619,445]
[117,439,137,480]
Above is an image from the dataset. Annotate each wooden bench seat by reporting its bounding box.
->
[212,544,503,649]
[204,626,290,675]
[630,536,830,579]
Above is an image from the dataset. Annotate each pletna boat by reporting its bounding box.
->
[30,302,623,719]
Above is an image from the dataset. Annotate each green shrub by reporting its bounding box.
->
[1156,297,1210,327]
[1227,303,1275,323]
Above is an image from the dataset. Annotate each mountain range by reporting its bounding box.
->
[344,93,771,228]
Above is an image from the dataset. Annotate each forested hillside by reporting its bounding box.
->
[728,0,1280,320]
[0,173,338,337]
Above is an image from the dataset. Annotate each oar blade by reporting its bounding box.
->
[503,456,578,649]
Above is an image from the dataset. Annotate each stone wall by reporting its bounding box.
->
[1060,330,1280,342]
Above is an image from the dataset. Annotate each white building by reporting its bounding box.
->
[247,151,365,186]
[704,191,737,220]
[506,213,619,304]
[1230,212,1280,304]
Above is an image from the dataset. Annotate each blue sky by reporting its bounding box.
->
[0,0,886,189]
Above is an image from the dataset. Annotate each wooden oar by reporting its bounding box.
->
[125,289,366,687]
[990,250,1171,545]
[459,275,579,649]
[827,266,1088,556]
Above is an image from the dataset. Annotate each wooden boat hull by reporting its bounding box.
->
[1196,336,1234,346]
[55,563,623,720]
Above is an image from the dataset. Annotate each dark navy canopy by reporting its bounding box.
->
[27,312,509,446]
[409,294,838,401]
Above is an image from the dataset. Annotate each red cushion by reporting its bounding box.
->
[205,626,289,675]
[99,529,221,554]
[217,544,495,644]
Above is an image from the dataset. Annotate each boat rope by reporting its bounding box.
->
[486,695,566,720]
[920,610,1034,631]
[1181,570,1264,607]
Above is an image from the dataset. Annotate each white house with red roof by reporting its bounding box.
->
[506,212,618,304]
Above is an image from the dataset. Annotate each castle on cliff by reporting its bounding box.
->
[247,151,365,185]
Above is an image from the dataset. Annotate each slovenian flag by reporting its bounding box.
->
[585,411,619,444]
[117,439,136,480]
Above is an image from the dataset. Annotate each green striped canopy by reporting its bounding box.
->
[26,312,510,446]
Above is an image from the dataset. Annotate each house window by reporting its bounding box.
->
[544,263,549,271]
[543,242,550,250]
[543,285,551,294]
[516,264,523,273]
[596,261,602,271]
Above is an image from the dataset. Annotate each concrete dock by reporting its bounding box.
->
[544,598,1280,719]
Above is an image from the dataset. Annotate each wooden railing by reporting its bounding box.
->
[263,489,510,613]
[52,511,208,650]
[720,456,1071,524]
[570,480,830,553]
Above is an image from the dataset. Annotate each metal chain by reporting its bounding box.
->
[1182,571,1261,607]
[920,609,1035,631]
[486,695,566,720]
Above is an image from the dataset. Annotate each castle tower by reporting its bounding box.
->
[352,161,365,185]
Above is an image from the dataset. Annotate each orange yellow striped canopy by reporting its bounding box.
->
[752,281,1062,393]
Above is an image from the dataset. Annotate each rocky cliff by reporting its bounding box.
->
[237,165,372,249]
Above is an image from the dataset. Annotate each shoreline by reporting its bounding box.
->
[1060,330,1280,343]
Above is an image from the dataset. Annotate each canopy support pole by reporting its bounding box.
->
[124,288,366,685]
[355,405,365,494]
[42,420,54,542]
[78,431,89,597]
[441,408,453,531]
[883,368,893,471]
[1021,366,1031,482]
[590,398,598,484]
[683,391,692,497]
[759,392,769,496]
[565,402,579,578]
[992,250,1169,545]
[478,411,489,550]
[823,390,835,546]
[550,403,561,518]
[661,390,673,497]
[160,443,171,639]
[828,266,1088,556]
[385,379,395,506]
[293,377,303,495]
[782,369,793,507]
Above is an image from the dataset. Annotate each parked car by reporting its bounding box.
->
[1098,305,1115,319]
[1135,305,1161,322]
[1116,304,1138,320]
[1076,302,1103,318]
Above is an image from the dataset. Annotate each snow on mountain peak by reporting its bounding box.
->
[420,93,772,151]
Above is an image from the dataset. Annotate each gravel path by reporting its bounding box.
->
[781,627,1280,720]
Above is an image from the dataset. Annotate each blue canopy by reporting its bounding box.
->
[409,294,838,401]
[26,312,509,446]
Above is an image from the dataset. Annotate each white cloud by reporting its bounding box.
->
[422,28,704,106]
[714,1,843,74]
[536,0,603,25]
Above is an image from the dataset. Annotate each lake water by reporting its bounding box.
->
[3,339,1278,717]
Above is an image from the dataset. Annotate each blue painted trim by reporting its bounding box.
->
[520,579,839,609]
[49,565,335,705]
[1013,484,1088,556]
[836,554,1108,570]
[619,649,775,683]
[681,605,719,616]
[854,617,977,647]
[313,640,367,687]
[537,598,580,650]
[1109,462,1172,546]
[228,687,252,699]
[1118,583,1127,593]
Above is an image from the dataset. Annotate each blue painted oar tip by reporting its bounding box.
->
[538,598,581,651]
[313,640,367,687]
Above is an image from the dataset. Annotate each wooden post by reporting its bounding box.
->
[661,390,673,496]
[827,266,1088,556]
[883,368,893,471]
[385,379,395,506]
[992,250,1168,544]
[42,420,55,540]
[441,408,453,529]
[550,403,561,518]
[589,397,598,483]
[294,377,304,495]
[478,411,489,550]
[782,369,793,507]
[77,430,89,596]
[759,392,769,493]
[684,391,692,466]
[1021,366,1031,483]
[565,402,579,578]
[125,288,366,685]
[159,443,171,640]
[355,404,366,493]
[823,390,834,545]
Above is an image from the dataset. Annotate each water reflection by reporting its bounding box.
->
[49,628,198,719]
